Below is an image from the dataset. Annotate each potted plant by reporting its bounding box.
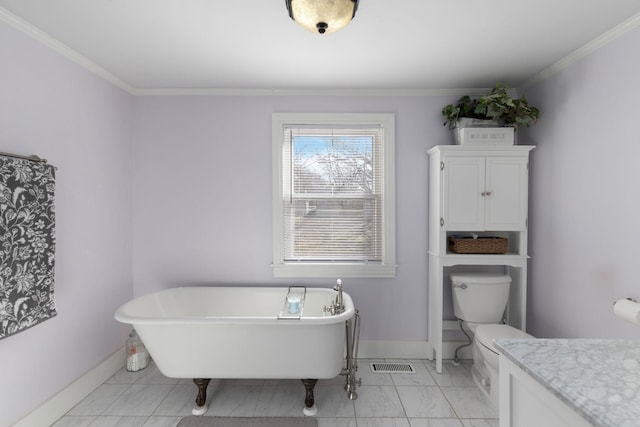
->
[441,83,540,145]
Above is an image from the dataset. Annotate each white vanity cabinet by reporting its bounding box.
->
[499,356,592,427]
[427,145,534,373]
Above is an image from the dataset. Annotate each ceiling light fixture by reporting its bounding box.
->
[285,0,359,34]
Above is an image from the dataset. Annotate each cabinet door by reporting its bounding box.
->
[442,156,485,230]
[485,156,528,230]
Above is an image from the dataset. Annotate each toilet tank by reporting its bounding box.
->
[451,273,511,323]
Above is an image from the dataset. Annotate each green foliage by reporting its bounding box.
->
[441,83,540,129]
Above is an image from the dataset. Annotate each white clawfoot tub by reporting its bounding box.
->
[114,285,357,416]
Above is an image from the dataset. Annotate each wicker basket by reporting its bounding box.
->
[448,236,508,254]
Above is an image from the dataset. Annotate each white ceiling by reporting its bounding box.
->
[1,0,640,95]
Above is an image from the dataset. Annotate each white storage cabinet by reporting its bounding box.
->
[442,155,529,231]
[427,145,534,373]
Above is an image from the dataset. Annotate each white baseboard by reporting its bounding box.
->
[358,339,472,361]
[13,347,124,427]
[358,340,432,359]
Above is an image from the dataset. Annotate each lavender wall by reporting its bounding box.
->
[524,25,640,338]
[0,21,134,426]
[131,95,452,342]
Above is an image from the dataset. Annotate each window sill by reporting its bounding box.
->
[272,262,397,278]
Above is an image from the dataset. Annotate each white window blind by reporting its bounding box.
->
[272,113,396,278]
[283,125,383,261]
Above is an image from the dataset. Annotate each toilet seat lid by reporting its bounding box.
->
[476,324,533,353]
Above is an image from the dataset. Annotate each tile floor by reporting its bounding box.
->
[52,359,498,427]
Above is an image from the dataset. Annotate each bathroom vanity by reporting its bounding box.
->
[427,145,534,372]
[495,338,640,427]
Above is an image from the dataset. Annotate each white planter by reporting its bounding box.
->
[454,127,515,146]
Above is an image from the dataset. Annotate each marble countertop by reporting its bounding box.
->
[494,338,640,427]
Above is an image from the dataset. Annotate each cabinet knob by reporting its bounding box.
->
[481,191,492,196]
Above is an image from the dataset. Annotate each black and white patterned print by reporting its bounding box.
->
[0,156,56,339]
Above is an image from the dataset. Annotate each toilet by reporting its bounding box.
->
[451,272,534,405]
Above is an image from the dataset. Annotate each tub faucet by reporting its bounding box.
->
[334,279,344,312]
[324,279,345,315]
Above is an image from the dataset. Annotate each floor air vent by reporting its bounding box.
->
[370,362,416,374]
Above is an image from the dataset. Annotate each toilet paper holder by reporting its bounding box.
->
[613,297,637,305]
[613,297,640,327]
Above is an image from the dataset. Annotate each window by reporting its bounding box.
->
[272,113,396,278]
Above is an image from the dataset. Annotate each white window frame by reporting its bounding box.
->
[272,112,396,278]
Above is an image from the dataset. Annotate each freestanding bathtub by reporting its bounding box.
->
[114,285,357,416]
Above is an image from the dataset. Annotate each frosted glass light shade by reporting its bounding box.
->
[286,0,358,34]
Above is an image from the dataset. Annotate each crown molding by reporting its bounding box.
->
[522,11,640,89]
[0,7,135,94]
[131,87,498,97]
